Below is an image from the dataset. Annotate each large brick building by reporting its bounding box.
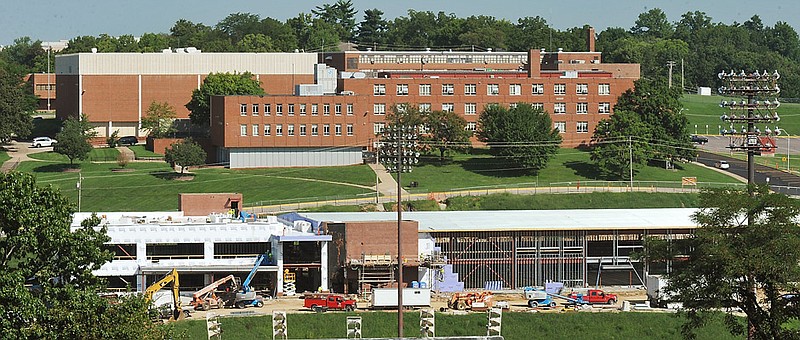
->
[56,28,639,168]
[55,51,317,138]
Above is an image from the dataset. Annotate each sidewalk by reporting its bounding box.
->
[1,141,38,173]
[368,162,410,198]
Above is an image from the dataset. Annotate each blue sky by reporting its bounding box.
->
[1,0,797,46]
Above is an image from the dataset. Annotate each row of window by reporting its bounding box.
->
[371,121,591,135]
[373,122,589,135]
[554,121,590,133]
[240,103,355,116]
[240,123,354,137]
[371,102,611,115]
[374,83,611,96]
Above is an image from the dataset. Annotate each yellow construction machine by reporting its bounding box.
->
[144,268,185,321]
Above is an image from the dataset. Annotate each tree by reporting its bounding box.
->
[0,171,166,339]
[590,110,649,179]
[216,12,262,44]
[648,185,800,339]
[141,101,177,138]
[422,109,471,161]
[356,9,388,49]
[477,104,562,173]
[312,0,357,41]
[54,114,96,165]
[165,138,207,173]
[614,78,694,164]
[236,33,277,52]
[186,72,264,128]
[137,33,171,52]
[0,67,35,142]
[631,8,674,39]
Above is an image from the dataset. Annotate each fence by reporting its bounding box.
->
[245,181,751,213]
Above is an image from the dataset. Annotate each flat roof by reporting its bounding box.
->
[300,208,698,232]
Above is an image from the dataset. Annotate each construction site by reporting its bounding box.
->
[78,197,697,322]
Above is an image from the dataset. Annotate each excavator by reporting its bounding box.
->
[191,274,237,310]
[144,268,186,321]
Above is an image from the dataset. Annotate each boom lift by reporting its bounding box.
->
[234,253,270,308]
[191,275,236,310]
[144,268,185,321]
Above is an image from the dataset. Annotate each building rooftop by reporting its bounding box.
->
[300,208,699,232]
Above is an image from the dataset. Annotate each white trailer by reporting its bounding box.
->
[646,275,681,309]
[371,288,431,308]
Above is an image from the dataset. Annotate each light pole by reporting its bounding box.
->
[378,121,419,339]
[718,69,781,186]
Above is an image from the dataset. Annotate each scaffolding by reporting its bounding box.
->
[351,254,395,300]
[432,229,692,290]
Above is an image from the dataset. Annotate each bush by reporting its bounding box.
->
[116,152,129,168]
[107,130,119,148]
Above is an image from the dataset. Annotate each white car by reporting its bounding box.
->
[715,160,730,169]
[31,137,57,148]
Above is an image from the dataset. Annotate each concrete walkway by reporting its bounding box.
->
[1,141,43,172]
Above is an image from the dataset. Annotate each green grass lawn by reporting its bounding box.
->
[14,161,376,211]
[14,146,740,212]
[128,145,163,158]
[400,148,740,194]
[169,311,740,340]
[682,94,800,135]
[0,150,9,164]
[446,192,699,210]
[28,148,120,162]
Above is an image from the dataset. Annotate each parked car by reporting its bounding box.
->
[117,136,138,146]
[691,135,709,144]
[31,137,56,148]
[715,160,730,169]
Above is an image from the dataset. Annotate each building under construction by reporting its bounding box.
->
[301,208,696,291]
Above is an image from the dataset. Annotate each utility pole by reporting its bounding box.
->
[47,46,51,112]
[681,58,685,91]
[666,61,676,88]
[77,174,83,212]
[628,136,633,190]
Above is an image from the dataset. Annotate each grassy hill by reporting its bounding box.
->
[681,94,800,135]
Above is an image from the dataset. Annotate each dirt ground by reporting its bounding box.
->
[188,287,649,320]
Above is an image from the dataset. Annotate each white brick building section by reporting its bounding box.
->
[55,52,317,75]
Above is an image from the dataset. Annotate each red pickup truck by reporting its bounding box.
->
[568,289,617,304]
[303,294,357,312]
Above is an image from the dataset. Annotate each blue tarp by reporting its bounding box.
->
[278,212,322,232]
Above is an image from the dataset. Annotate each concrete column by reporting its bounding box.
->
[275,239,284,293]
[204,274,214,286]
[136,242,147,292]
[204,241,214,261]
[107,121,113,138]
[137,74,142,133]
[320,242,329,291]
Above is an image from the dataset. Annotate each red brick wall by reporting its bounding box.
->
[179,193,242,216]
[340,220,419,261]
[148,138,182,155]
[215,71,635,148]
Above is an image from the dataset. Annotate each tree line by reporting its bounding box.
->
[1,2,799,96]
